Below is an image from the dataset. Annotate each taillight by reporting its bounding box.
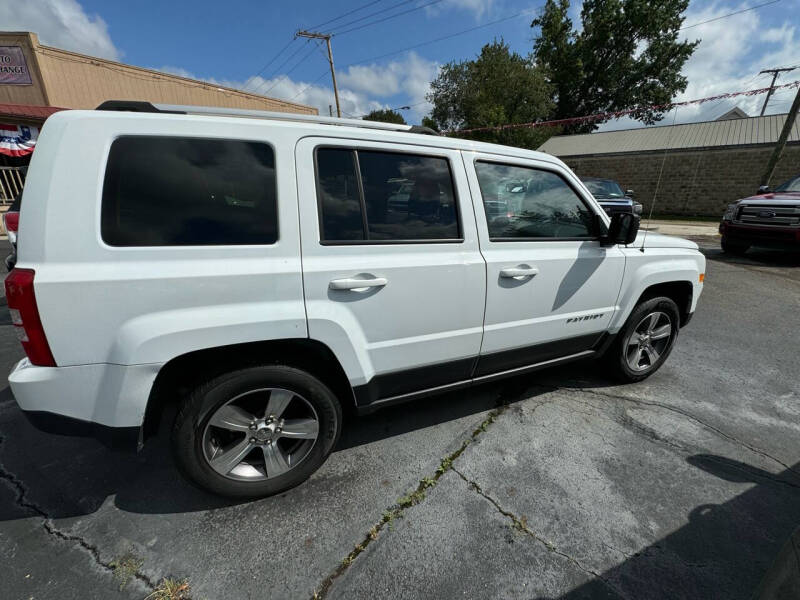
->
[3,210,19,244]
[4,268,56,366]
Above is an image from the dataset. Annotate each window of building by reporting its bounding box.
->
[316,148,460,243]
[474,161,595,240]
[102,136,277,246]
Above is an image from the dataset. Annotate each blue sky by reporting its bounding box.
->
[3,0,800,127]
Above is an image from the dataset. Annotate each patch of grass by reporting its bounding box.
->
[109,551,143,590]
[146,578,191,600]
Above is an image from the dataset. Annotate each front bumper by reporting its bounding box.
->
[8,358,162,450]
[720,221,800,249]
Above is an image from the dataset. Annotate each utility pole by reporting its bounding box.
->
[760,84,800,187]
[758,67,797,116]
[296,30,341,118]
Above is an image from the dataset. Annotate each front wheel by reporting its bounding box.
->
[606,297,680,382]
[172,365,342,498]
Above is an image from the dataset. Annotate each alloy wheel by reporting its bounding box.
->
[624,311,673,372]
[201,387,320,481]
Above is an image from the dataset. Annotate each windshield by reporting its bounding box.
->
[582,179,625,198]
[774,175,800,193]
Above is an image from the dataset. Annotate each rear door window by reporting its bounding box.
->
[101,136,277,246]
[316,148,460,243]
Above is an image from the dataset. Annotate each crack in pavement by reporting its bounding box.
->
[451,466,630,600]
[541,385,800,483]
[0,435,157,593]
[311,394,527,599]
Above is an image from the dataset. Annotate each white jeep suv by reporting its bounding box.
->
[5,103,705,497]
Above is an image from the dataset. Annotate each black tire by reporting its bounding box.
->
[721,236,749,255]
[172,365,342,498]
[605,296,680,383]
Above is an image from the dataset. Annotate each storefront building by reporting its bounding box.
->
[0,31,316,174]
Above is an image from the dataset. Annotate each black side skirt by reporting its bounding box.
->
[355,333,612,414]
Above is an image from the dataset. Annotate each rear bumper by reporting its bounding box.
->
[8,358,162,450]
[719,222,800,248]
[20,410,139,450]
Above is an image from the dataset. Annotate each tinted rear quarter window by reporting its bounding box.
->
[102,136,277,246]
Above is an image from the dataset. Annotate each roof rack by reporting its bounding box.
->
[95,100,439,135]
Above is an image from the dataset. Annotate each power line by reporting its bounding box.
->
[241,38,298,91]
[289,69,331,101]
[257,39,312,87]
[305,0,388,31]
[328,0,420,33]
[255,40,321,96]
[343,8,536,68]
[334,0,445,36]
[449,79,800,134]
[680,0,782,30]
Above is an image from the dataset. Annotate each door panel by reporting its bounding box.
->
[296,138,486,405]
[464,152,626,368]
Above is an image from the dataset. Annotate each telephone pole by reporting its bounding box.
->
[296,30,341,118]
[760,84,800,186]
[758,67,797,116]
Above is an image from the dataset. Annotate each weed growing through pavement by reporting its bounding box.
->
[145,578,191,600]
[109,551,143,590]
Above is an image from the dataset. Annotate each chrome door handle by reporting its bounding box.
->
[499,265,539,279]
[329,276,388,290]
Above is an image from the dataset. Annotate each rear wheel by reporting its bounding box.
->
[606,296,680,382]
[721,236,749,255]
[172,365,342,498]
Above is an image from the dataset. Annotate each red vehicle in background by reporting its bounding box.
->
[719,174,800,254]
[3,191,21,271]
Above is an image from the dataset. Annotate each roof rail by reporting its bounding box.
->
[95,100,439,135]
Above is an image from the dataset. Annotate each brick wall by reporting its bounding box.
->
[563,143,800,217]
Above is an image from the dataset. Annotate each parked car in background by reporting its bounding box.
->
[580,177,643,216]
[719,174,800,254]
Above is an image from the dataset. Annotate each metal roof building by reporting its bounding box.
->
[539,112,800,157]
[538,111,800,217]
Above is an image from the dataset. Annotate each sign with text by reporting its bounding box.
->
[0,46,33,85]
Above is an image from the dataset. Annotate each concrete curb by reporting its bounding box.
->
[752,527,800,600]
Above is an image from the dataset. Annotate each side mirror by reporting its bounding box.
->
[625,189,635,197]
[757,185,771,194]
[602,212,640,246]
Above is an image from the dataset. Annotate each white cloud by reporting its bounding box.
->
[339,52,439,107]
[0,0,120,61]
[214,53,440,122]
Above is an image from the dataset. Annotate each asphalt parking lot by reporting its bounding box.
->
[1,239,799,600]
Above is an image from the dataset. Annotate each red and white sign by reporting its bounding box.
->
[0,123,38,157]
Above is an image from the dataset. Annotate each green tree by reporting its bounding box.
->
[532,0,698,132]
[425,40,555,149]
[363,108,407,124]
[420,116,439,132]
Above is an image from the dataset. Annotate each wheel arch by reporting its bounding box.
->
[142,338,355,442]
[636,280,694,326]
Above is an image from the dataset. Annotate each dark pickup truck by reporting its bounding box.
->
[719,175,800,254]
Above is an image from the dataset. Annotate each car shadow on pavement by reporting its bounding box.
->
[0,376,546,519]
[539,455,800,600]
